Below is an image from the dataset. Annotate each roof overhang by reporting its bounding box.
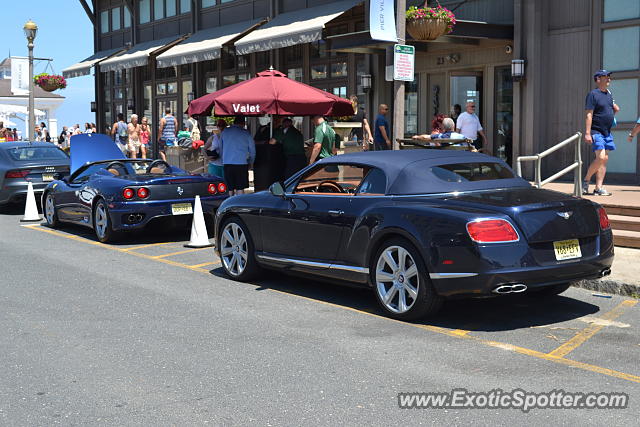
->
[234,0,363,55]
[62,47,129,79]
[156,19,266,68]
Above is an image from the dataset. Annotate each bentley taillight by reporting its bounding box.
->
[598,207,610,230]
[122,188,135,200]
[466,219,519,243]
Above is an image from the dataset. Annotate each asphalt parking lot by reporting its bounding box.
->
[0,205,638,425]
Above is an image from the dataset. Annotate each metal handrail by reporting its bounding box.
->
[516,132,583,197]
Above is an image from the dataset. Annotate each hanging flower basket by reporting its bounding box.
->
[34,73,67,92]
[406,4,456,41]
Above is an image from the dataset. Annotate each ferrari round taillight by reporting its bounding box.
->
[217,182,227,193]
[122,188,135,200]
[208,183,218,194]
[598,207,610,230]
[466,219,519,243]
[137,187,150,199]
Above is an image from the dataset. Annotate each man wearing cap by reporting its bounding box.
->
[582,70,619,196]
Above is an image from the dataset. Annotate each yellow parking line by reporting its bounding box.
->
[190,261,220,268]
[122,242,173,252]
[150,248,209,259]
[547,299,638,358]
[22,223,640,384]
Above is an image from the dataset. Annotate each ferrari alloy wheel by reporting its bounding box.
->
[93,199,118,243]
[219,218,260,281]
[44,193,59,227]
[372,238,443,320]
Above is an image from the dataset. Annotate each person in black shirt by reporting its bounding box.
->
[349,95,373,150]
[582,70,620,196]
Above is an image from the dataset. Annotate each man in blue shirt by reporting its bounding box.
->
[582,70,620,196]
[221,116,256,195]
[374,104,391,150]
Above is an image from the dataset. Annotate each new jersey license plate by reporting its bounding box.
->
[553,239,582,261]
[171,203,193,215]
[42,173,54,182]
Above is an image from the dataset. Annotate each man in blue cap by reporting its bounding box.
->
[582,70,619,196]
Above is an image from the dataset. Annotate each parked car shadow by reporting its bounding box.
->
[216,270,600,332]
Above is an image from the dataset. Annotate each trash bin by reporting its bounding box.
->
[166,146,207,174]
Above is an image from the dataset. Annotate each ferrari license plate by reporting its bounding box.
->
[171,203,193,215]
[42,173,54,182]
[553,239,582,261]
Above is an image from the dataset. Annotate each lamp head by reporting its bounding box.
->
[23,20,38,41]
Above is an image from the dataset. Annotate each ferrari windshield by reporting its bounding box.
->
[5,146,69,162]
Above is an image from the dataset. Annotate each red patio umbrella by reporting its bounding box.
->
[187,69,354,117]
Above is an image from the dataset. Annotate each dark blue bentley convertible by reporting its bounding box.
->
[43,134,227,242]
[214,149,614,320]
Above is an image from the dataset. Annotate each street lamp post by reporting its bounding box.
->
[24,20,38,142]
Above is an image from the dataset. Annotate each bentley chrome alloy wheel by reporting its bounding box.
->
[375,245,420,314]
[220,222,248,277]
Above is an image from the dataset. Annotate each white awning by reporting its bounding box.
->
[156,20,263,68]
[100,36,183,72]
[62,47,127,79]
[234,0,362,55]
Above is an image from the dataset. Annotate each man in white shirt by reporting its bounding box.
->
[456,101,487,150]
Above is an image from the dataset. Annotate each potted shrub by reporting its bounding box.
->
[34,73,67,92]
[406,2,456,41]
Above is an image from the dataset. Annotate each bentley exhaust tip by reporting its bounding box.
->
[599,268,611,278]
[492,283,528,294]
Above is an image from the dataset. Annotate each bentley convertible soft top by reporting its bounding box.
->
[42,133,228,242]
[214,149,614,320]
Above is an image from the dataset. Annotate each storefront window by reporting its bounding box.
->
[154,0,165,20]
[202,0,215,7]
[311,64,327,80]
[604,0,640,22]
[167,81,178,94]
[223,75,236,88]
[206,77,217,93]
[180,64,192,76]
[144,85,152,126]
[494,66,513,164]
[157,66,176,79]
[603,26,640,71]
[608,130,637,173]
[332,86,347,98]
[111,7,121,31]
[405,78,418,136]
[288,68,303,82]
[124,7,131,27]
[114,70,123,85]
[310,41,327,58]
[140,0,151,24]
[255,51,270,71]
[114,88,124,99]
[238,73,250,82]
[609,79,639,122]
[331,62,348,78]
[166,0,176,17]
[157,83,167,95]
[180,0,190,13]
[450,74,482,119]
[182,81,193,114]
[100,10,109,34]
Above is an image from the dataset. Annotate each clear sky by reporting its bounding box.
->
[5,0,95,130]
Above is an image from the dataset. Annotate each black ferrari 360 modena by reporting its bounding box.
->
[214,149,614,319]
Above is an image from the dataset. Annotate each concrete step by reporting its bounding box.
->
[613,229,640,249]
[609,215,640,232]
[601,203,640,217]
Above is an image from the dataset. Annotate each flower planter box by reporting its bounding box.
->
[407,18,449,41]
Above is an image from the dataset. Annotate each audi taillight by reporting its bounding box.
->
[598,207,610,230]
[208,183,218,194]
[137,187,150,199]
[217,182,227,193]
[5,169,30,179]
[122,188,135,200]
[466,219,519,243]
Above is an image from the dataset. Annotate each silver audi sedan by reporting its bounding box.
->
[0,142,70,206]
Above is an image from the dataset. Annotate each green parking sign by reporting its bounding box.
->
[393,44,415,81]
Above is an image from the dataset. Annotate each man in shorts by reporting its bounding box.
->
[127,114,141,159]
[157,107,178,162]
[582,70,620,196]
[221,116,255,196]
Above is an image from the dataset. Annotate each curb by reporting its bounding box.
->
[573,279,640,298]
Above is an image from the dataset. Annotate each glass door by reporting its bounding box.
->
[494,66,513,164]
[450,72,482,122]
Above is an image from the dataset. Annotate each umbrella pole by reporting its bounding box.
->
[270,114,273,138]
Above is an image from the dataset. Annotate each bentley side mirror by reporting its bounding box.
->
[269,181,287,199]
